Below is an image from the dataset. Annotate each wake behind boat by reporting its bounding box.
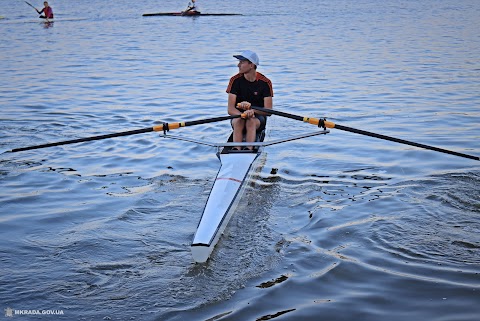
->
[142,12,242,17]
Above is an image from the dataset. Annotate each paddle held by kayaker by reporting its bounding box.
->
[226,50,273,150]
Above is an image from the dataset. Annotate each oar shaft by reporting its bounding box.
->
[8,114,243,153]
[25,1,36,10]
[11,128,154,153]
[333,124,479,161]
[256,107,304,122]
[155,114,243,130]
[184,115,240,126]
[250,106,333,127]
[251,106,479,161]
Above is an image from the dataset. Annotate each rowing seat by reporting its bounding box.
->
[222,129,265,154]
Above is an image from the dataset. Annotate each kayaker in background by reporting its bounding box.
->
[183,0,200,15]
[36,1,54,19]
[226,50,273,150]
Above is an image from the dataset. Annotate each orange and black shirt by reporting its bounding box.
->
[226,72,273,110]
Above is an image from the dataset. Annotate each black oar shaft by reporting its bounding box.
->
[251,106,479,161]
[184,115,239,126]
[250,106,328,126]
[260,108,303,122]
[25,1,36,10]
[8,114,242,153]
[11,128,154,153]
[334,124,479,161]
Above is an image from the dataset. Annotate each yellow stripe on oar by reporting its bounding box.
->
[301,116,336,128]
[152,122,187,131]
[302,117,316,124]
[168,122,185,130]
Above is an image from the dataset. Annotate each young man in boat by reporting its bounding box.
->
[36,1,54,19]
[227,50,273,150]
[183,0,200,15]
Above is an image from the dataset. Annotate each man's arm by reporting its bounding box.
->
[228,93,241,115]
[253,96,272,116]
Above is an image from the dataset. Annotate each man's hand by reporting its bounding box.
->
[237,101,251,110]
[244,109,255,118]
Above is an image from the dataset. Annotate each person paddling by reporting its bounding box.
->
[36,1,54,20]
[182,0,200,15]
[226,50,273,150]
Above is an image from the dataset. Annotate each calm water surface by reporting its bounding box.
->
[1,0,479,320]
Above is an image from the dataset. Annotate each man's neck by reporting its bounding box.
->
[243,70,257,82]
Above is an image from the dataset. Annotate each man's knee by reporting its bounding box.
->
[247,118,259,129]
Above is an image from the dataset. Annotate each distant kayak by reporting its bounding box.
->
[142,12,242,17]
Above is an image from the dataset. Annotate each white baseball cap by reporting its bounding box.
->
[233,50,260,66]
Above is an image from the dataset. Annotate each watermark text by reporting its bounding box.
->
[5,307,64,317]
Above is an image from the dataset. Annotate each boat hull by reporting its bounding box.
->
[191,133,264,263]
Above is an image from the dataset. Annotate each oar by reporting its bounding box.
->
[3,114,244,154]
[250,106,479,161]
[24,1,37,12]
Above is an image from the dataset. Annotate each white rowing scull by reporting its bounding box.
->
[192,131,265,263]
[161,129,330,263]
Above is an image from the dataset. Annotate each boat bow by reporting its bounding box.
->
[191,152,260,263]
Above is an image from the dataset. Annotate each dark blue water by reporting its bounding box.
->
[1,0,479,320]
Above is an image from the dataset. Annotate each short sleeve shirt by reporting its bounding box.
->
[226,72,273,111]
